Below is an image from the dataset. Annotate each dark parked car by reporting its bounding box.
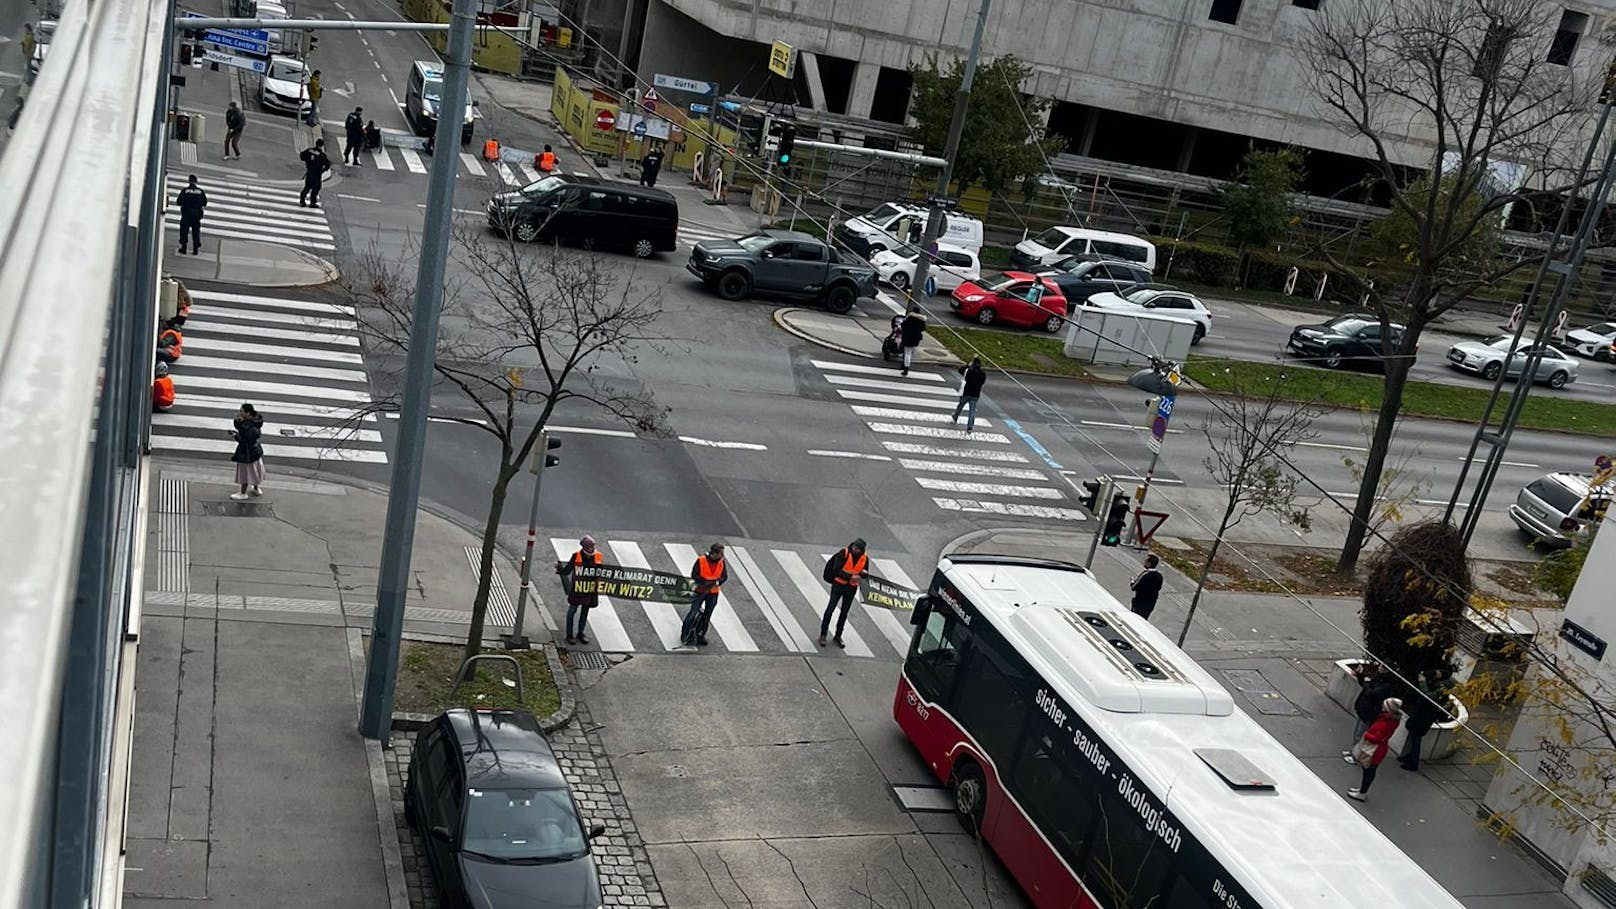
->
[1037,256,1152,311]
[687,228,877,313]
[1286,313,1408,370]
[405,708,606,909]
[487,175,678,258]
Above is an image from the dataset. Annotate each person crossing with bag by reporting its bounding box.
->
[555,535,601,646]
[680,543,728,646]
[818,539,868,648]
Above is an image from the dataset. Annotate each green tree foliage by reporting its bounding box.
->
[1534,529,1594,602]
[1219,147,1304,250]
[908,54,1063,195]
[1360,520,1471,679]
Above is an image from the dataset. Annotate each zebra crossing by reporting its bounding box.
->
[537,536,919,659]
[150,288,388,464]
[165,172,336,252]
[811,358,1090,522]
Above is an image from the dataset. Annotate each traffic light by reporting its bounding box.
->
[1078,479,1101,512]
[532,434,561,473]
[179,41,194,66]
[1101,494,1130,547]
[776,124,796,166]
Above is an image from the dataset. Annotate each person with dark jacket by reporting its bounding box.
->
[175,175,207,255]
[952,357,987,433]
[299,139,331,207]
[223,101,245,159]
[639,145,664,188]
[898,303,927,376]
[364,120,382,151]
[556,535,601,646]
[1399,667,1454,771]
[343,106,365,165]
[229,404,265,500]
[1129,554,1164,620]
[818,539,868,648]
[1343,662,1400,763]
[1348,698,1403,801]
[680,543,729,646]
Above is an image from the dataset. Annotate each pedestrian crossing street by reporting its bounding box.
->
[517,536,921,659]
[809,359,1090,522]
[165,171,337,252]
[150,288,388,464]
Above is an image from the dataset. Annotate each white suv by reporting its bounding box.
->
[1083,286,1212,344]
[870,243,980,293]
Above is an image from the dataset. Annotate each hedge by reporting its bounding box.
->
[1153,239,1342,296]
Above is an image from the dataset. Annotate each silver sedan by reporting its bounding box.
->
[1445,335,1579,388]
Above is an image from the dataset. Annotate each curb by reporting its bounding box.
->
[390,641,578,734]
[772,307,963,367]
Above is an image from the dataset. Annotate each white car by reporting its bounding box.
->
[1566,321,1616,360]
[1445,335,1579,387]
[1083,286,1212,344]
[869,243,980,294]
[260,55,311,116]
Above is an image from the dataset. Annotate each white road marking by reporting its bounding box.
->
[167,211,333,242]
[662,543,759,652]
[370,148,394,170]
[148,434,387,463]
[167,393,374,422]
[495,161,518,185]
[865,422,1010,444]
[1080,419,1186,435]
[851,406,991,427]
[165,222,336,251]
[914,477,1064,499]
[336,193,383,202]
[1293,440,1368,452]
[460,152,485,176]
[825,374,959,397]
[867,558,921,655]
[897,458,1045,480]
[679,436,767,450]
[881,441,1029,462]
[811,359,946,382]
[187,289,354,315]
[153,412,383,443]
[517,162,541,183]
[547,424,638,438]
[932,498,1090,521]
[185,324,359,346]
[835,389,957,410]
[726,546,816,652]
[605,541,687,651]
[773,551,873,657]
[398,148,427,174]
[170,373,371,403]
[193,308,357,331]
[807,450,892,461]
[1467,457,1539,468]
[548,538,633,652]
[177,354,369,385]
[1110,474,1185,486]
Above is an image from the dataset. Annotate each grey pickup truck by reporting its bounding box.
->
[686,228,878,314]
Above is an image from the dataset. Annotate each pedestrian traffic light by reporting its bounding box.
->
[532,434,561,474]
[1078,479,1101,512]
[1101,494,1130,547]
[776,124,796,166]
[178,41,194,66]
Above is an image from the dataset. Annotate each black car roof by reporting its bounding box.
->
[547,174,676,202]
[444,708,567,789]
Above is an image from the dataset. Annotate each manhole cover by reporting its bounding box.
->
[568,649,609,670]
[1219,668,1302,716]
[664,764,687,779]
[199,500,276,518]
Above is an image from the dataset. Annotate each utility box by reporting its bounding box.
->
[1064,308,1195,367]
[187,113,206,143]
[159,279,179,321]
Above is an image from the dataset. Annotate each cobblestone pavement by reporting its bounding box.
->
[384,703,667,908]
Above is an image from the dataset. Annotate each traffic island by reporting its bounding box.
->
[164,236,340,287]
[774,306,961,365]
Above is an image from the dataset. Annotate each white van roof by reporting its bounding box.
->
[1048,225,1151,245]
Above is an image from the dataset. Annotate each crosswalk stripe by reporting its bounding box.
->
[399,148,427,174]
[865,559,922,654]
[165,221,337,251]
[190,309,358,333]
[873,559,920,591]
[932,498,1089,521]
[188,289,355,316]
[774,551,873,657]
[167,211,333,242]
[865,422,1010,444]
[517,162,541,183]
[663,543,760,652]
[896,458,1044,480]
[812,359,947,382]
[826,375,960,397]
[606,541,690,651]
[915,477,1064,499]
[165,392,375,422]
[165,184,313,209]
[371,148,395,170]
[148,433,388,463]
[185,323,359,346]
[177,353,370,385]
[725,546,816,653]
[835,389,957,410]
[153,411,383,443]
[851,406,991,427]
[460,152,485,176]
[167,197,331,227]
[171,372,372,404]
[549,539,634,652]
[495,161,518,185]
[881,441,1029,462]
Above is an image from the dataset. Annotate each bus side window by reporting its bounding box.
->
[909,609,963,703]
[1013,734,1098,866]
[1080,796,1174,908]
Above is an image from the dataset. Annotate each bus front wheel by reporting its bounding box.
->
[952,760,987,837]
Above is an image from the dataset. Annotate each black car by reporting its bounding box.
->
[1037,256,1152,311]
[405,708,606,909]
[1286,313,1407,370]
[487,175,678,258]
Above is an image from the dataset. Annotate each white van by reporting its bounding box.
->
[1009,226,1156,272]
[836,202,984,258]
[255,0,288,54]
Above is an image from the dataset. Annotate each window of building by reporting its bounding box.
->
[1291,0,1321,9]
[1208,0,1241,24]
[1547,10,1589,66]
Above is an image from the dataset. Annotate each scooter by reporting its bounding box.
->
[880,314,904,362]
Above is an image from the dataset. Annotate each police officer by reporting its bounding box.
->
[175,175,207,255]
[343,106,365,166]
[299,139,331,207]
[639,144,664,188]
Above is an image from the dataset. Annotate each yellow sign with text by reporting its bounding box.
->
[768,41,795,78]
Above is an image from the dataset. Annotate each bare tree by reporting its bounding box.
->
[347,224,667,671]
[1339,410,1432,545]
[1300,0,1587,572]
[1178,371,1321,645]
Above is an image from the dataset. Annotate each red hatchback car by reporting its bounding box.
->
[950,273,1069,332]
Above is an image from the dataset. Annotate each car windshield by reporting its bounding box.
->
[987,276,1025,293]
[859,203,902,225]
[1584,322,1616,335]
[462,787,586,862]
[518,175,568,197]
[37,21,57,43]
[267,59,304,81]
[1526,478,1585,513]
[1032,228,1069,248]
[1482,335,1521,350]
[1323,317,1372,334]
[1119,288,1160,304]
[734,233,779,253]
[423,78,443,102]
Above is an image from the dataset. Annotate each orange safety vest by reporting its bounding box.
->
[483,138,501,162]
[152,376,175,409]
[158,328,183,357]
[695,554,724,592]
[537,150,556,172]
[573,549,602,566]
[833,549,868,585]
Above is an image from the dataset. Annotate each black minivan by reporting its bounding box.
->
[486,175,679,258]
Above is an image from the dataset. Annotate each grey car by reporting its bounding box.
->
[1445,335,1579,388]
[1508,472,1613,547]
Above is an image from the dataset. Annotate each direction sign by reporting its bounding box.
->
[204,31,268,55]
[689,103,710,114]
[594,109,615,131]
[632,120,647,137]
[653,73,713,95]
[202,48,268,73]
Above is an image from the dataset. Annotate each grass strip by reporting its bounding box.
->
[394,641,561,717]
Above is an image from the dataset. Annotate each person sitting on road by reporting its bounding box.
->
[152,362,175,412]
[364,120,382,151]
[155,319,184,365]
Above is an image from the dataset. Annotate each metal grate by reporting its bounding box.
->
[1583,865,1616,907]
[199,500,275,518]
[567,649,609,671]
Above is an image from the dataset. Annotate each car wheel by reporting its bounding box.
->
[1192,324,1206,345]
[1548,370,1569,389]
[1482,361,1502,381]
[824,285,856,314]
[1323,347,1343,369]
[632,238,654,259]
[952,760,987,837]
[976,307,996,326]
[889,271,910,291]
[512,220,541,244]
[1043,314,1063,333]
[716,270,751,301]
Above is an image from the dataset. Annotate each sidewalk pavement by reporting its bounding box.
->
[775,306,961,365]
[125,461,536,908]
[163,237,338,287]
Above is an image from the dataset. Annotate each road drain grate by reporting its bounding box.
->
[199,500,275,518]
[567,649,610,670]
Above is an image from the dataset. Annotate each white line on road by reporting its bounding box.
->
[881,441,1029,462]
[548,424,638,438]
[807,450,893,461]
[811,359,947,382]
[932,498,1090,521]
[335,193,383,203]
[1467,457,1539,468]
[605,541,688,651]
[460,152,485,176]
[370,147,395,170]
[398,148,427,174]
[915,477,1065,499]
[187,289,355,315]
[727,546,816,653]
[865,422,1010,444]
[496,161,518,185]
[1110,475,1185,486]
[826,374,960,397]
[835,389,958,410]
[680,436,767,450]
[177,354,369,385]
[852,405,991,427]
[899,459,1047,480]
[1293,440,1368,452]
[1081,419,1186,435]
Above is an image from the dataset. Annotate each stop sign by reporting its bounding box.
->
[595,109,615,131]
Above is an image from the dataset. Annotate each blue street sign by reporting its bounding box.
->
[923,275,937,297]
[632,120,648,137]
[689,103,710,114]
[204,31,268,54]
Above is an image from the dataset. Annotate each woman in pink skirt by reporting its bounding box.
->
[230,403,265,500]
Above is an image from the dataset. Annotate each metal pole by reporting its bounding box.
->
[504,430,549,649]
[358,0,475,740]
[1084,476,1114,569]
[1126,450,1160,547]
[908,0,991,302]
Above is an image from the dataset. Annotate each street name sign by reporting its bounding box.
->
[653,73,712,95]
[202,48,268,74]
[203,30,268,55]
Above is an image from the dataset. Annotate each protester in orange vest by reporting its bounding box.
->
[819,538,869,648]
[483,137,500,162]
[680,542,728,646]
[156,319,184,364]
[555,534,602,646]
[537,144,557,172]
[152,361,175,412]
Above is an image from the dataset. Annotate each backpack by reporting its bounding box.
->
[822,551,841,583]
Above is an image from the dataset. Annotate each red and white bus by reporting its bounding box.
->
[894,554,1465,909]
